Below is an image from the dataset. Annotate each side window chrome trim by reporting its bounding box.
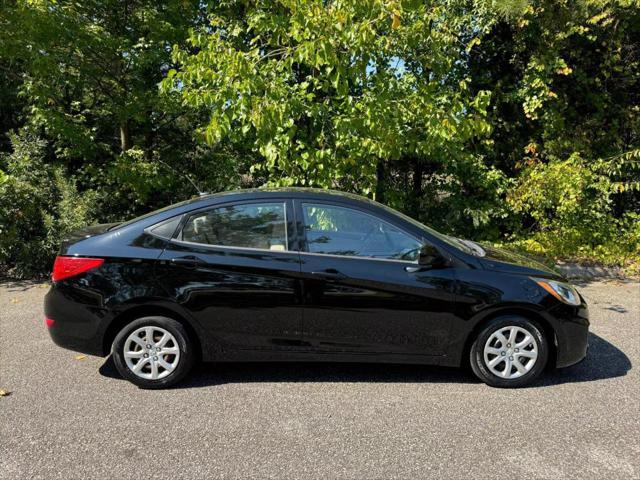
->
[167,239,417,263]
[168,238,300,255]
[298,250,419,264]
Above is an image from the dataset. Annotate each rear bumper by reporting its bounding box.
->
[44,284,107,357]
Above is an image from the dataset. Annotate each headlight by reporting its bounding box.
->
[532,278,581,306]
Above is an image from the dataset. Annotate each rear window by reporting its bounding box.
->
[109,198,198,231]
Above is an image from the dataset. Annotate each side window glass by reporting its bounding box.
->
[181,203,287,250]
[302,203,421,260]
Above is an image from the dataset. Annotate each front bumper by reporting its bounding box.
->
[547,299,590,368]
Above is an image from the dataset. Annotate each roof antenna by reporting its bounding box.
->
[156,158,208,197]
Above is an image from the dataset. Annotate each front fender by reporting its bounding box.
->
[441,270,567,367]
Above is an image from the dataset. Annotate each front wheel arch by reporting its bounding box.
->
[469,315,549,387]
[462,308,557,370]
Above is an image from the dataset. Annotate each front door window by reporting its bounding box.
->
[302,203,421,261]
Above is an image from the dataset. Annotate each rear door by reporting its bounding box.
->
[155,199,304,351]
[296,200,457,356]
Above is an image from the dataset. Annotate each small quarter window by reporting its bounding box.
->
[149,216,181,239]
[180,202,288,251]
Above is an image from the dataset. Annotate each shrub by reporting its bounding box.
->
[0,131,96,278]
[506,153,640,273]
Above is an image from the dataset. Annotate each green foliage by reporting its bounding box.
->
[509,154,611,232]
[3,0,203,158]
[594,149,640,194]
[468,0,640,273]
[166,0,494,194]
[0,0,639,277]
[471,0,640,167]
[506,154,640,271]
[502,213,640,276]
[0,131,96,277]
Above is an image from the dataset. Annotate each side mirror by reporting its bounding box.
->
[418,244,447,268]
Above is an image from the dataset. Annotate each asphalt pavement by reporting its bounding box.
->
[1,279,638,479]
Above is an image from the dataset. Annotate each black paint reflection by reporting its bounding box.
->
[299,254,458,355]
[157,243,303,350]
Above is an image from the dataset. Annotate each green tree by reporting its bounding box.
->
[1,0,234,217]
[166,0,503,229]
[469,0,640,209]
[1,0,639,277]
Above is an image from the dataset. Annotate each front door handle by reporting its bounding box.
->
[405,265,427,273]
[310,268,347,280]
[170,255,205,268]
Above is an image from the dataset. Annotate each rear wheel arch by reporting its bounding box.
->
[102,304,202,361]
[462,308,557,369]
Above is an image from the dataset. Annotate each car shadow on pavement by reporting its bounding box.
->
[99,332,630,389]
[538,332,632,387]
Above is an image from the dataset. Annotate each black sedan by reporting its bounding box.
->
[45,188,589,388]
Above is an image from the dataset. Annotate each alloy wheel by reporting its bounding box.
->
[483,325,538,379]
[123,326,181,380]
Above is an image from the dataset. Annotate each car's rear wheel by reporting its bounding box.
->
[470,316,548,388]
[112,316,195,389]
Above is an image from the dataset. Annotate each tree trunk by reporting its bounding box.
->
[375,159,386,203]
[144,129,153,160]
[120,121,131,152]
[410,160,423,217]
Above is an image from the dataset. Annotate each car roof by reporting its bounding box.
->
[114,188,380,231]
[198,187,376,204]
[172,187,387,213]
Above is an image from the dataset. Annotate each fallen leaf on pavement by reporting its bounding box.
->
[0,389,12,397]
[74,354,86,360]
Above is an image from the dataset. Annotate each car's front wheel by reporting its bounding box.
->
[112,316,195,389]
[470,316,549,388]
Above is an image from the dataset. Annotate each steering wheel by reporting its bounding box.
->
[381,225,395,250]
[359,224,378,253]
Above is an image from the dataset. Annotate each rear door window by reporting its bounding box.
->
[179,202,288,251]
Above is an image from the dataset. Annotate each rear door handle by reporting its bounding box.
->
[310,268,347,280]
[170,255,205,268]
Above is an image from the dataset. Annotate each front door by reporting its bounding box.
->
[296,201,457,356]
[156,199,303,351]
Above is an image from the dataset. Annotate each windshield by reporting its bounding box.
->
[377,203,477,255]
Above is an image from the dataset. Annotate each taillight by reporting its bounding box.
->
[51,256,104,282]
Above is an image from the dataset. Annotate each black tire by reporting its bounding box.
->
[112,316,196,389]
[470,316,549,388]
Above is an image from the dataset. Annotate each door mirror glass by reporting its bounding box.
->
[418,244,447,267]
